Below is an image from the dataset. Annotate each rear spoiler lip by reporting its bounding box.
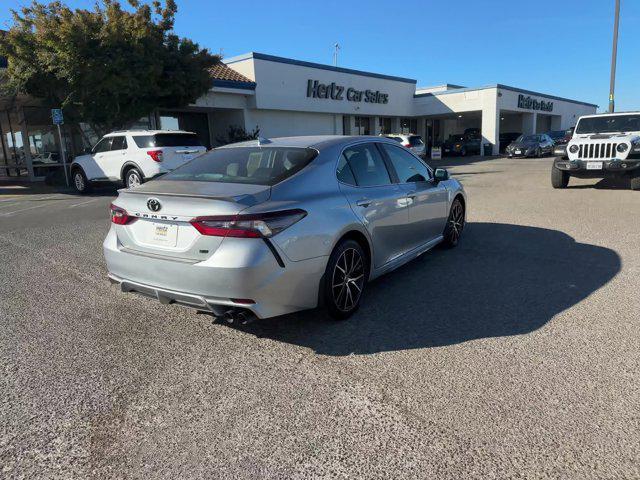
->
[117,189,233,201]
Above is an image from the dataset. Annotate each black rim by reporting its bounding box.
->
[331,248,365,312]
[448,202,464,243]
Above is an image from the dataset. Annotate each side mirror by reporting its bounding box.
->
[434,168,449,182]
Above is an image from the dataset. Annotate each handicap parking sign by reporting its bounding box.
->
[51,108,64,125]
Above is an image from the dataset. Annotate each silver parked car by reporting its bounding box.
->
[104,136,467,322]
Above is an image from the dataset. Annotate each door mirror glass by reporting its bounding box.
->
[434,168,449,182]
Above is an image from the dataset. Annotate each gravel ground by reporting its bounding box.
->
[1,156,638,479]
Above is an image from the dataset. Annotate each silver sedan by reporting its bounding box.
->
[104,136,467,322]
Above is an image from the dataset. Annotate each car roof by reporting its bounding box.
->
[104,130,195,136]
[218,135,403,150]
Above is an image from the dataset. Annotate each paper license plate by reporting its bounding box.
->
[586,162,603,170]
[515,149,522,154]
[151,223,178,246]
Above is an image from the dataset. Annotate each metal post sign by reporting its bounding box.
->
[51,108,69,186]
[51,108,64,125]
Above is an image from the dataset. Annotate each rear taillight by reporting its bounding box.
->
[147,150,163,162]
[110,204,135,225]
[403,143,411,148]
[190,209,307,238]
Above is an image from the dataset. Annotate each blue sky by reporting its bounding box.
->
[2,0,638,111]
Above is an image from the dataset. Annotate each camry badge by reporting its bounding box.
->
[147,198,161,212]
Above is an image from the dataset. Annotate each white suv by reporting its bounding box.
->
[381,133,426,158]
[70,130,206,193]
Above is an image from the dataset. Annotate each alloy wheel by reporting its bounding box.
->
[447,201,465,244]
[127,172,141,188]
[331,247,365,312]
[74,172,85,191]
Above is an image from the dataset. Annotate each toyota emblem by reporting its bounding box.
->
[147,198,161,212]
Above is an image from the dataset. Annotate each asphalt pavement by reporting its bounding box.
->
[1,157,638,479]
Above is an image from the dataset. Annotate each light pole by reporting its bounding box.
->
[608,0,620,113]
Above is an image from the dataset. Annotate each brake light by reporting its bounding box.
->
[190,209,307,238]
[110,204,135,225]
[403,143,411,148]
[147,150,163,162]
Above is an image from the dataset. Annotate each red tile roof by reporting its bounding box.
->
[209,63,254,84]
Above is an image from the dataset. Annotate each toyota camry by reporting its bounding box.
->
[104,136,467,322]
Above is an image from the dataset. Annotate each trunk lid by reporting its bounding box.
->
[113,180,271,261]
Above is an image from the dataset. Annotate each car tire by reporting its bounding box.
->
[323,239,368,320]
[441,197,465,248]
[124,168,144,189]
[630,172,640,191]
[461,148,467,157]
[71,168,92,194]
[551,164,570,189]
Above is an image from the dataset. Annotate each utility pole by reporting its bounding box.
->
[608,0,621,113]
[333,43,340,67]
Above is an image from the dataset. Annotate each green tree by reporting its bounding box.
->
[0,0,219,137]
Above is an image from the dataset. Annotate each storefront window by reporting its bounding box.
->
[378,117,392,134]
[0,109,28,177]
[23,107,64,177]
[354,116,371,135]
[401,118,418,134]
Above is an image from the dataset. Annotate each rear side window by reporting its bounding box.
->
[132,133,202,148]
[336,155,357,185]
[111,136,127,151]
[342,143,391,187]
[409,136,423,146]
[162,147,317,186]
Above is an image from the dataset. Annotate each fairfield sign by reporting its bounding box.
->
[518,94,553,112]
[306,79,389,104]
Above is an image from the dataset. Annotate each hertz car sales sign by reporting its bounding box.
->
[306,79,389,104]
[518,94,553,112]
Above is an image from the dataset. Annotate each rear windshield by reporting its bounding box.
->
[133,133,202,148]
[408,136,423,146]
[162,147,318,186]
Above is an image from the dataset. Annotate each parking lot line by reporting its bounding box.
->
[0,201,58,216]
[68,198,101,208]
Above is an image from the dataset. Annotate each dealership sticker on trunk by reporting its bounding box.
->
[151,223,178,247]
[587,162,603,170]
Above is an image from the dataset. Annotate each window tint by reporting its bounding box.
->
[408,136,424,146]
[132,133,202,148]
[382,144,431,183]
[342,143,391,187]
[93,137,113,154]
[336,155,357,185]
[111,136,127,151]
[162,147,317,186]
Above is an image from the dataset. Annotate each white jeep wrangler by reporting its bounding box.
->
[552,112,640,190]
[70,130,206,193]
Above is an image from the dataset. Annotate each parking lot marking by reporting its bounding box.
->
[1,201,58,216]
[69,198,100,208]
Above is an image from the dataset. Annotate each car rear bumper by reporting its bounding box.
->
[554,158,640,176]
[103,228,327,319]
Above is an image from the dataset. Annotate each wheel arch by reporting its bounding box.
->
[317,227,373,309]
[120,161,143,182]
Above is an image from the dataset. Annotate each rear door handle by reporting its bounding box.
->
[406,190,417,199]
[356,198,371,208]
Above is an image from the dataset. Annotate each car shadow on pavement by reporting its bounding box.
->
[237,222,621,356]
[567,177,631,190]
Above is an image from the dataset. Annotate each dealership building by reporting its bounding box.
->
[0,51,597,181]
